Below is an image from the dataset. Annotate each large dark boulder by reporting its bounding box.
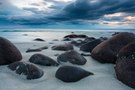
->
[29,54,59,66]
[91,32,135,63]
[0,37,22,65]
[80,39,102,52]
[57,50,87,65]
[115,42,135,89]
[55,66,93,82]
[8,61,44,80]
[52,43,73,51]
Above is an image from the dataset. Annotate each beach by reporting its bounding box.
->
[0,29,134,90]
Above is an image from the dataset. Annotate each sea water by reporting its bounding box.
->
[0,29,134,42]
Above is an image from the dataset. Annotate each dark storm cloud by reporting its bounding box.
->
[48,0,135,21]
[1,0,135,27]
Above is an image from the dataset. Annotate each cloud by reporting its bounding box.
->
[48,0,135,21]
[0,0,135,29]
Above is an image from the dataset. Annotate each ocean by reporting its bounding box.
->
[0,29,134,42]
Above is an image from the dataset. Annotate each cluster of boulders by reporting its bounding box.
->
[90,32,135,89]
[0,36,93,82]
[1,32,135,88]
[61,32,135,88]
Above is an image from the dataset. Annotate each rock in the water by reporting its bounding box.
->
[55,66,93,82]
[29,54,59,66]
[64,34,88,38]
[57,50,87,65]
[52,43,73,51]
[80,39,102,52]
[26,46,48,53]
[34,38,45,42]
[8,61,44,80]
[0,37,22,65]
[115,42,135,89]
[91,32,135,63]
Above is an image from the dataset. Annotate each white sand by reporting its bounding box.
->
[0,31,134,90]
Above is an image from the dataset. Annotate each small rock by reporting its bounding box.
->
[26,46,48,53]
[34,38,45,42]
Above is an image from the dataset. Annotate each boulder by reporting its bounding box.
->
[52,43,73,51]
[80,39,102,52]
[57,50,87,65]
[8,61,44,80]
[55,66,93,82]
[91,32,135,63]
[0,37,22,65]
[29,54,59,66]
[115,42,135,89]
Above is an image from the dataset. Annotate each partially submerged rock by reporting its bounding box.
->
[52,43,73,51]
[26,46,48,53]
[57,50,87,65]
[29,54,59,66]
[55,66,93,82]
[34,38,45,42]
[91,32,135,63]
[8,61,44,80]
[115,42,135,89]
[0,37,22,65]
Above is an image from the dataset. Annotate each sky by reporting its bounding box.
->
[0,0,135,29]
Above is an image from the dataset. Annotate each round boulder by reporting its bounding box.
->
[52,43,73,51]
[0,37,22,65]
[8,61,44,80]
[80,39,102,52]
[91,32,135,63]
[29,54,59,66]
[55,66,93,82]
[57,50,87,65]
[115,42,135,89]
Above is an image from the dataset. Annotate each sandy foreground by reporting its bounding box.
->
[0,31,134,90]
